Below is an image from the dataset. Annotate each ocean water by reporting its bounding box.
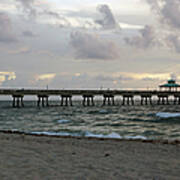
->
[0,100,180,140]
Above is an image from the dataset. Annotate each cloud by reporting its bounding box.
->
[95,4,119,30]
[35,73,56,81]
[22,30,37,37]
[124,25,158,48]
[1,72,33,87]
[96,75,115,82]
[146,0,180,29]
[122,0,180,52]
[70,31,120,60]
[1,72,56,88]
[0,12,17,43]
[38,9,72,28]
[161,1,180,29]
[0,72,16,85]
[166,35,180,53]
[8,47,31,55]
[16,0,72,28]
[145,0,180,52]
[16,0,37,18]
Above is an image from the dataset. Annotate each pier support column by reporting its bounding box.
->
[141,95,152,105]
[60,95,73,106]
[122,95,134,106]
[37,95,49,107]
[174,95,180,105]
[82,95,94,106]
[103,94,115,106]
[157,95,169,105]
[12,95,24,108]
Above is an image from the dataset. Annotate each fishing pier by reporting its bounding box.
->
[0,89,180,108]
[1,80,180,108]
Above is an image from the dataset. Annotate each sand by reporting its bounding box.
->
[0,132,180,180]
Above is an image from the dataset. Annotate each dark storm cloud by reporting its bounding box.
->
[146,0,180,29]
[146,0,180,52]
[16,0,71,27]
[95,4,119,30]
[70,31,120,60]
[161,0,180,29]
[0,12,17,43]
[124,25,157,48]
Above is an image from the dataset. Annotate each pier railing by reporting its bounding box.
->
[0,89,180,95]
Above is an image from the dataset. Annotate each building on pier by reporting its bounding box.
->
[159,79,180,91]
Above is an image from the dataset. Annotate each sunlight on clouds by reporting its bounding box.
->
[35,73,56,81]
[129,73,170,80]
[113,72,171,80]
[8,47,30,55]
[119,22,144,30]
[113,80,118,84]
[0,72,16,84]
[75,73,81,77]
[0,4,16,11]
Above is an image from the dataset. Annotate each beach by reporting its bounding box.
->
[0,132,180,179]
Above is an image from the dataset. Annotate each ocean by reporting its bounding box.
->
[0,100,180,140]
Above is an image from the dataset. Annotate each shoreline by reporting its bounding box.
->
[1,130,180,145]
[1,131,180,179]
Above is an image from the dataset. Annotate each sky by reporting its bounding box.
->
[1,0,180,89]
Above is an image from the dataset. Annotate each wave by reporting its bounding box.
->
[30,131,147,140]
[156,112,180,118]
[88,109,109,115]
[57,119,71,124]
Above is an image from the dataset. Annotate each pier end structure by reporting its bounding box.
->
[159,79,180,92]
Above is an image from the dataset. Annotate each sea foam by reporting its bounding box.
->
[57,119,71,124]
[156,112,180,118]
[85,131,122,139]
[31,131,147,140]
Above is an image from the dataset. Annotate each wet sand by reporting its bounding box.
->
[0,132,180,180]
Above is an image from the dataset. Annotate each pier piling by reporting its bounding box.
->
[122,95,134,106]
[157,95,169,105]
[174,95,180,105]
[60,95,73,106]
[103,94,115,106]
[12,95,24,108]
[82,95,94,106]
[141,95,152,105]
[37,95,49,107]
